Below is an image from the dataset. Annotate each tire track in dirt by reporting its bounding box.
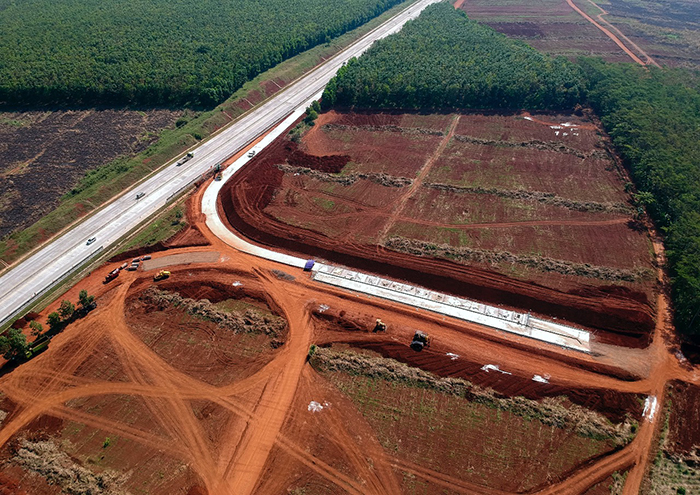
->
[581,0,660,68]
[0,286,121,448]
[619,236,672,494]
[106,284,221,492]
[377,115,460,243]
[390,457,503,494]
[276,435,368,495]
[220,273,313,495]
[299,367,402,494]
[565,0,646,65]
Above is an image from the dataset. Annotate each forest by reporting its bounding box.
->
[321,2,585,111]
[0,0,406,108]
[581,59,700,336]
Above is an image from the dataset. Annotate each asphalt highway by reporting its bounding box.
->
[0,0,439,325]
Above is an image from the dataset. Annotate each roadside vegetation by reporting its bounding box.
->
[322,2,585,111]
[0,0,417,270]
[118,198,188,253]
[0,0,408,108]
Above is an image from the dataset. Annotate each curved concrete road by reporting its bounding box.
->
[0,0,439,325]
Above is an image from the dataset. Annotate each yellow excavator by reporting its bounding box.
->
[153,270,170,281]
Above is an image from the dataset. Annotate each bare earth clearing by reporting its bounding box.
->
[0,173,693,494]
[456,0,700,68]
[222,110,656,346]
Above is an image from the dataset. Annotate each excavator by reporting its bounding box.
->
[153,270,170,281]
[373,319,387,332]
[410,331,431,351]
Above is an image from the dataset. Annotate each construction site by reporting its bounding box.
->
[0,100,696,494]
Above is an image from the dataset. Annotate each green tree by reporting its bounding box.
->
[59,300,75,320]
[47,312,61,330]
[304,109,318,125]
[78,289,95,310]
[0,329,28,361]
[29,320,43,336]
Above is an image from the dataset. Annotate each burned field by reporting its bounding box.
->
[0,108,182,239]
[456,0,630,62]
[221,110,657,345]
[456,0,700,68]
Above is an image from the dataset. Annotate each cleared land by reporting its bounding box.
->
[221,110,656,344]
[0,175,685,494]
[456,0,700,67]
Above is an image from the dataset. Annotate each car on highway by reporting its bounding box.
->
[248,150,256,158]
[86,237,97,246]
[136,192,145,200]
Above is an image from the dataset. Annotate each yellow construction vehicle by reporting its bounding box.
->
[153,270,170,281]
[373,319,387,332]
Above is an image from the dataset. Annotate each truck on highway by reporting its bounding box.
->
[177,152,194,166]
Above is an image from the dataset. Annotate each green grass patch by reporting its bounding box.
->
[118,198,188,253]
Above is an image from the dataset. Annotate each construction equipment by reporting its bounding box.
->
[104,269,120,283]
[154,270,170,281]
[373,319,387,332]
[24,335,50,359]
[410,331,430,351]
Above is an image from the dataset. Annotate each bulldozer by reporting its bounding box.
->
[410,331,430,351]
[373,319,387,332]
[153,270,170,281]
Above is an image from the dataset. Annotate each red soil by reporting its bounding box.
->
[219,112,655,342]
[0,175,684,495]
[666,380,700,455]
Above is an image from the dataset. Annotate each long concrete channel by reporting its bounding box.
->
[0,0,440,326]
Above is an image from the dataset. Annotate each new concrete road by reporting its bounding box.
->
[0,0,440,325]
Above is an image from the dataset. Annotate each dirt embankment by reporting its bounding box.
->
[310,310,644,424]
[311,347,636,443]
[218,140,655,343]
[110,194,210,262]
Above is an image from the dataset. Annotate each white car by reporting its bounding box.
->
[86,237,97,246]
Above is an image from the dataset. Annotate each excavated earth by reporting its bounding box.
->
[0,167,688,495]
[219,110,657,347]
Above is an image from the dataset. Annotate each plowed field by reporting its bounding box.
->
[221,110,656,344]
[456,0,700,68]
